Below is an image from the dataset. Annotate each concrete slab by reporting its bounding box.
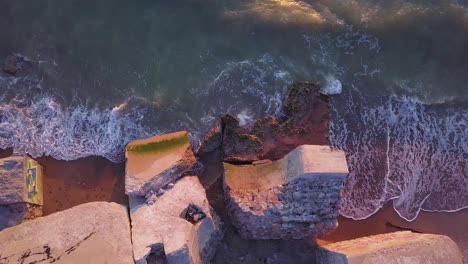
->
[316,231,464,264]
[0,202,134,264]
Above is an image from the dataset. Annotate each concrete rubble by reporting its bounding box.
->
[0,202,134,264]
[0,155,43,231]
[223,145,348,240]
[316,231,464,264]
[125,131,196,197]
[196,82,330,162]
[130,176,223,264]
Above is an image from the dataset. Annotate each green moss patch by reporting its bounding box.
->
[127,135,189,154]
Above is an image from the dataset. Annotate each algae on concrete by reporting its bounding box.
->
[127,132,189,154]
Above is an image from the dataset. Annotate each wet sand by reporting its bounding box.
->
[34,156,127,215]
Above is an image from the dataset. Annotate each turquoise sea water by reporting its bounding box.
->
[1,0,468,220]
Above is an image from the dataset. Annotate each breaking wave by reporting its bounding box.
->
[0,95,153,163]
[0,53,294,162]
[331,89,468,221]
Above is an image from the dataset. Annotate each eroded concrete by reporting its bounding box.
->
[223,145,348,240]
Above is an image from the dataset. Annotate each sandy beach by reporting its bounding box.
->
[34,156,127,215]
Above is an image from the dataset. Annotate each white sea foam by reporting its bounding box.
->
[0,96,153,163]
[237,110,254,127]
[322,75,343,95]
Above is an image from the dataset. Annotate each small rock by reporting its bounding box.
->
[157,188,165,196]
[184,204,206,224]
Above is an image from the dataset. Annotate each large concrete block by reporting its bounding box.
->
[130,176,223,264]
[0,202,134,264]
[223,145,348,239]
[125,131,196,196]
[316,231,464,264]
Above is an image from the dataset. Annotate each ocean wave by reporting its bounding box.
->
[200,53,293,117]
[331,90,468,221]
[0,96,153,163]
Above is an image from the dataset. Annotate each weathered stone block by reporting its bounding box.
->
[0,202,134,264]
[223,145,348,240]
[125,131,196,196]
[316,231,464,264]
[130,176,223,264]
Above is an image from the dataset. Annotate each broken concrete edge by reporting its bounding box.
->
[126,131,191,154]
[316,231,464,264]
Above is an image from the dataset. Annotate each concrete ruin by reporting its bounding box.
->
[223,145,348,240]
[130,176,223,264]
[316,231,464,264]
[0,202,134,264]
[0,155,43,231]
[125,131,196,197]
[197,82,330,162]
